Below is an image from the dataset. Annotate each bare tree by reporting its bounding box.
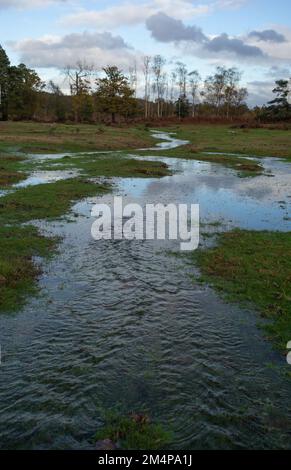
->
[176,62,188,119]
[143,56,151,119]
[188,70,201,117]
[152,55,166,118]
[129,60,137,98]
[176,62,188,97]
[64,61,93,123]
[224,68,241,119]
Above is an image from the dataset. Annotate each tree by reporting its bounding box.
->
[203,66,228,114]
[95,66,137,123]
[152,55,166,118]
[143,56,151,119]
[64,62,93,123]
[202,66,247,119]
[47,80,66,122]
[128,60,137,98]
[8,64,44,119]
[266,79,291,121]
[176,62,188,98]
[175,95,190,119]
[189,70,201,117]
[0,45,10,121]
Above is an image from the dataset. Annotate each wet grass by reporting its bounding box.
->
[0,152,170,312]
[158,124,291,159]
[41,153,171,178]
[0,178,110,224]
[0,122,156,154]
[137,144,263,177]
[95,413,172,450]
[194,229,291,351]
[0,155,27,188]
[0,225,56,312]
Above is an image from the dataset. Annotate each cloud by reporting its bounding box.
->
[267,66,291,78]
[247,80,274,107]
[248,29,287,43]
[145,13,265,59]
[61,1,213,29]
[146,12,207,43]
[11,31,135,69]
[0,0,66,9]
[205,33,264,57]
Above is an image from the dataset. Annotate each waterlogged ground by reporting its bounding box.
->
[0,132,291,449]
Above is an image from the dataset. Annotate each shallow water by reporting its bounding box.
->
[0,133,291,450]
[14,170,79,188]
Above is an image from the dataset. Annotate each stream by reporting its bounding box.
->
[0,131,291,449]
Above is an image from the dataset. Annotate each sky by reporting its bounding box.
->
[0,0,291,106]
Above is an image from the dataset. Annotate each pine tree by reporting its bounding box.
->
[267,80,291,120]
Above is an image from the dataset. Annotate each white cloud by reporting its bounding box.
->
[0,0,67,9]
[60,0,211,29]
[60,0,250,29]
[10,31,136,69]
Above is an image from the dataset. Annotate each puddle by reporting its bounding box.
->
[14,170,79,188]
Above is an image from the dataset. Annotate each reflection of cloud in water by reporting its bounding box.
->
[118,156,291,231]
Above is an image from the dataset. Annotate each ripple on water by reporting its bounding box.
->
[0,132,291,449]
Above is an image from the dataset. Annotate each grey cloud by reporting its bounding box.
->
[248,29,286,43]
[146,12,207,43]
[247,80,274,107]
[51,31,130,50]
[268,66,291,78]
[146,13,265,59]
[205,33,264,57]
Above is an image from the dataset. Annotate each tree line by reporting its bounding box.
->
[0,45,290,124]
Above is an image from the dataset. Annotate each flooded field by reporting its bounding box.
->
[0,132,291,449]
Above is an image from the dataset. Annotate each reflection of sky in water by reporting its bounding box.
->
[14,170,78,188]
[117,156,291,231]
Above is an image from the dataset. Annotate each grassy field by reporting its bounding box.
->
[194,230,291,351]
[0,121,155,154]
[160,124,291,159]
[1,121,291,354]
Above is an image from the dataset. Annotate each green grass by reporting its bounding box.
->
[0,225,56,312]
[0,153,170,312]
[194,229,291,350]
[95,413,172,450]
[0,121,156,154]
[158,124,291,159]
[0,178,110,224]
[42,153,171,178]
[0,154,27,188]
[137,143,263,176]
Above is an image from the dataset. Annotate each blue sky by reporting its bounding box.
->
[1,0,291,106]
